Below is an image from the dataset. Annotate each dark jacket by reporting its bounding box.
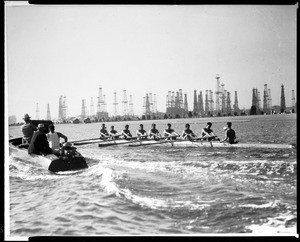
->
[28,130,52,155]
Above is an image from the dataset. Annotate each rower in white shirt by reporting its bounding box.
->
[46,124,68,152]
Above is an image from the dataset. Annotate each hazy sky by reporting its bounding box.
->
[5,3,297,122]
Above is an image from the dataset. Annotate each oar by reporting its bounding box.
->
[98,137,144,147]
[72,136,114,145]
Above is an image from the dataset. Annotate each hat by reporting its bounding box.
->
[63,142,72,147]
[38,123,45,129]
[23,114,31,120]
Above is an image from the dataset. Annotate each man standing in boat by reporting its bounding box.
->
[201,122,217,141]
[136,124,148,140]
[46,124,68,152]
[109,125,121,139]
[100,123,109,139]
[182,124,197,140]
[28,123,53,155]
[220,122,237,144]
[163,123,179,140]
[148,123,161,140]
[121,125,133,140]
[21,114,37,144]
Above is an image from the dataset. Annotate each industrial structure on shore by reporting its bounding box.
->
[27,75,296,124]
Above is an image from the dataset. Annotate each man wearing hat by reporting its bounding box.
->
[28,123,52,155]
[21,114,37,144]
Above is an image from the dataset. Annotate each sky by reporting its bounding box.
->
[5,3,297,122]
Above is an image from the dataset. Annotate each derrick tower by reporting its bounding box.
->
[291,90,295,108]
[226,92,231,115]
[205,90,209,115]
[179,89,183,109]
[36,102,40,120]
[58,96,63,120]
[198,91,204,116]
[263,84,269,113]
[193,89,198,114]
[268,89,272,109]
[233,91,239,114]
[81,99,87,118]
[97,86,105,113]
[122,89,129,117]
[209,90,214,113]
[145,93,150,117]
[62,96,67,119]
[113,91,119,116]
[280,84,286,113]
[215,74,221,114]
[221,83,226,113]
[46,104,51,120]
[90,97,94,117]
[184,93,188,111]
[149,93,154,113]
[129,95,134,116]
[153,94,157,114]
[166,91,171,108]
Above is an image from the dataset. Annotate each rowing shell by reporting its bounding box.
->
[97,139,294,149]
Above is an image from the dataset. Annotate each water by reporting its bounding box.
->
[7,114,297,237]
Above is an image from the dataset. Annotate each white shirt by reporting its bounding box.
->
[46,132,60,150]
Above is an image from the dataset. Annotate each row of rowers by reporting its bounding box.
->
[99,122,237,144]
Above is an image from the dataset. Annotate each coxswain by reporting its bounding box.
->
[28,123,53,155]
[163,123,179,140]
[46,124,68,153]
[121,124,133,140]
[136,124,148,140]
[100,123,109,139]
[148,123,161,140]
[109,125,120,139]
[21,114,37,144]
[182,124,197,140]
[220,122,237,144]
[201,122,217,141]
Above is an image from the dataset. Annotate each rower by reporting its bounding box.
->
[148,123,161,140]
[109,125,120,140]
[121,124,133,140]
[46,124,68,153]
[136,124,148,140]
[21,114,37,144]
[201,122,217,141]
[182,124,196,140]
[100,123,110,139]
[220,122,237,144]
[163,123,179,140]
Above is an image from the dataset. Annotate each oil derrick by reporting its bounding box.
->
[129,95,134,116]
[280,84,286,113]
[145,93,151,117]
[171,91,175,107]
[205,90,209,115]
[113,91,119,117]
[233,91,239,115]
[263,84,269,113]
[291,90,295,108]
[257,91,261,111]
[198,91,204,116]
[58,96,63,120]
[193,89,198,114]
[215,74,221,114]
[122,89,129,117]
[36,102,40,120]
[268,89,272,112]
[149,93,154,113]
[97,86,105,113]
[179,89,183,109]
[90,97,94,117]
[62,96,67,119]
[46,104,51,120]
[81,99,87,118]
[221,83,226,113]
[209,90,214,113]
[153,94,157,114]
[103,95,107,112]
[184,93,188,112]
[251,88,259,114]
[226,92,231,115]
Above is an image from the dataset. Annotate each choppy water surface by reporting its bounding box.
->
[7,114,297,237]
